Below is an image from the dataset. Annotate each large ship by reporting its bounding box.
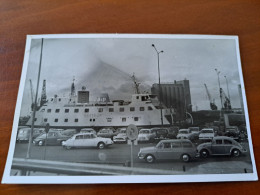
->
[26,77,173,130]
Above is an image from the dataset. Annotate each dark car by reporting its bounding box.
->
[138,139,199,163]
[197,136,247,158]
[17,128,45,142]
[33,130,71,146]
[151,127,168,141]
[97,127,117,140]
[167,126,179,139]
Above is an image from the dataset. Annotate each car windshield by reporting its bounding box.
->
[120,130,126,134]
[179,130,188,134]
[139,130,149,134]
[201,130,213,133]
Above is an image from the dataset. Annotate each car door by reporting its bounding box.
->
[83,134,93,147]
[46,132,56,145]
[223,139,233,155]
[73,135,84,147]
[211,139,225,155]
[157,142,173,160]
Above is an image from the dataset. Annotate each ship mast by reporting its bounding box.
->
[131,73,140,94]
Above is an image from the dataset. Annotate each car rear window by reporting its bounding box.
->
[171,142,181,148]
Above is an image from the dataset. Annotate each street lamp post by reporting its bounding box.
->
[152,44,164,126]
[26,38,44,159]
[215,68,223,109]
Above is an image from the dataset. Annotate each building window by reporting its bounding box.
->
[74,109,79,113]
[107,118,112,122]
[85,108,89,113]
[148,106,153,111]
[64,119,68,122]
[122,118,126,122]
[47,109,51,113]
[93,119,95,122]
[90,119,92,122]
[109,108,114,112]
[134,117,138,121]
[98,108,103,112]
[65,109,69,113]
[54,118,58,122]
[136,96,139,99]
[34,118,37,121]
[130,107,135,112]
[140,107,145,111]
[55,109,60,113]
[59,98,61,101]
[119,107,124,112]
[44,118,48,122]
[75,118,78,122]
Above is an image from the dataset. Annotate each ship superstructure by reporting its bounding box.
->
[27,78,172,129]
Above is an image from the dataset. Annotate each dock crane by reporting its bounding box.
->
[204,84,218,110]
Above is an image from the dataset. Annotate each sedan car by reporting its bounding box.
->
[80,128,96,135]
[137,129,156,143]
[62,133,113,149]
[33,130,71,146]
[138,139,199,163]
[199,128,215,140]
[197,136,247,158]
[113,128,127,143]
[17,128,45,142]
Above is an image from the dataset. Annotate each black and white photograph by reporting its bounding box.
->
[2,34,257,184]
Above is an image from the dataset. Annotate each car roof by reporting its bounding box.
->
[159,139,192,143]
[74,132,94,136]
[213,136,234,140]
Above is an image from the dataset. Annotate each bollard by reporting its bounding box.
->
[244,168,247,173]
[183,165,186,172]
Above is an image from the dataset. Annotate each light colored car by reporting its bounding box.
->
[176,129,194,140]
[197,136,247,158]
[80,128,96,135]
[113,128,127,143]
[62,133,113,149]
[199,128,215,140]
[137,129,156,143]
[138,139,199,163]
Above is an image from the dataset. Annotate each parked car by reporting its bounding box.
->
[224,126,240,140]
[62,129,78,137]
[113,128,127,143]
[137,129,156,143]
[138,139,199,163]
[80,128,96,135]
[177,129,197,140]
[97,127,117,140]
[167,126,179,139]
[151,127,168,141]
[197,136,247,158]
[62,133,113,149]
[199,128,215,141]
[17,128,45,142]
[33,130,71,146]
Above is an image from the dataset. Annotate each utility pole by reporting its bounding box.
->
[26,38,44,159]
[152,44,164,126]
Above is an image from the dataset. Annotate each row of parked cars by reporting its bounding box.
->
[138,136,247,163]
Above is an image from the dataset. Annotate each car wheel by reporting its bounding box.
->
[145,154,155,163]
[200,149,209,158]
[38,140,44,146]
[232,149,240,157]
[98,142,105,149]
[181,154,190,162]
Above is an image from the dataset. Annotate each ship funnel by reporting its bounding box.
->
[78,88,89,103]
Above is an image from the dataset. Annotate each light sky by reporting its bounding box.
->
[20,36,243,116]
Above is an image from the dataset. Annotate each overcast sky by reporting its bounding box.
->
[20,36,243,116]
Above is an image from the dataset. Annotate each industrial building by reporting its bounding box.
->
[151,79,192,121]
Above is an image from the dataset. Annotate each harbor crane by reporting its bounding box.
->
[204,83,218,110]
